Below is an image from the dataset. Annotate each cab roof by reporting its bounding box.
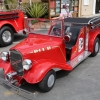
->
[64,16,100,25]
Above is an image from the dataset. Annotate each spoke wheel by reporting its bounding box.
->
[2,31,12,43]
[0,26,14,46]
[90,38,100,57]
[38,70,56,92]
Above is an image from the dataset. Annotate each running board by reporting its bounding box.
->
[67,51,91,68]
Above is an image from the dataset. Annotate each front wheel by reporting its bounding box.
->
[38,70,56,92]
[0,26,14,46]
[90,38,100,57]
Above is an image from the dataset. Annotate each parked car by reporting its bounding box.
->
[0,0,25,47]
[0,17,100,95]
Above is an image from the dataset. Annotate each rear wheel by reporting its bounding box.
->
[38,70,56,92]
[0,26,14,46]
[90,38,100,57]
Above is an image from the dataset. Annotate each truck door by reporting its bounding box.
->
[71,27,86,59]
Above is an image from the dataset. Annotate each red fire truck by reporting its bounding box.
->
[0,17,100,98]
[0,0,25,46]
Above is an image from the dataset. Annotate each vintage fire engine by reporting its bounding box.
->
[0,16,100,97]
[0,0,25,46]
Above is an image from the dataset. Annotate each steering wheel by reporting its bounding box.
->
[53,28,61,36]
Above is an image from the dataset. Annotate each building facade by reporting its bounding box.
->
[61,0,100,17]
[79,0,100,17]
[22,0,100,17]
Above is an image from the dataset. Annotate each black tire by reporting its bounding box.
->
[90,38,100,57]
[38,70,56,92]
[0,26,14,46]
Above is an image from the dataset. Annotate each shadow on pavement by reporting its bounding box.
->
[14,34,27,42]
[0,69,70,99]
[20,70,70,93]
[0,34,27,48]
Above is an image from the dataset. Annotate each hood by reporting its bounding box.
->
[10,34,66,64]
[11,34,63,55]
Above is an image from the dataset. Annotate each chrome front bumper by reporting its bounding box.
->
[3,79,36,99]
[0,69,37,100]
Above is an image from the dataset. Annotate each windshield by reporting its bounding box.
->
[26,18,62,36]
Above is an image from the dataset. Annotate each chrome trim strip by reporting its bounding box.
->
[14,20,18,27]
[88,16,100,24]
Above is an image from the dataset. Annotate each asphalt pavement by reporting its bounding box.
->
[0,34,100,100]
[0,34,27,52]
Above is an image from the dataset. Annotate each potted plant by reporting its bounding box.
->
[25,2,48,18]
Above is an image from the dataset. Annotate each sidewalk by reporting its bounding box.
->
[81,13,100,18]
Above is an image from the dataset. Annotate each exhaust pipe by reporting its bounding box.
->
[6,72,17,82]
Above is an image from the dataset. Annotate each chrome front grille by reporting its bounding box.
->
[10,50,23,76]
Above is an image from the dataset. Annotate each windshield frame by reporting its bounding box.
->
[25,18,64,38]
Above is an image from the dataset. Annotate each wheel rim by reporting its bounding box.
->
[95,42,99,53]
[2,31,12,43]
[47,74,55,88]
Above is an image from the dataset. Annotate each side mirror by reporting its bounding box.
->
[64,32,72,42]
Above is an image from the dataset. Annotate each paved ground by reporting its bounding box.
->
[0,34,27,52]
[0,34,100,100]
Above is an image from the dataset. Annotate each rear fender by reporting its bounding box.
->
[88,30,100,52]
[0,21,18,33]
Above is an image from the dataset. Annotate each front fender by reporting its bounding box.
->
[0,59,12,76]
[23,61,56,84]
[23,60,72,84]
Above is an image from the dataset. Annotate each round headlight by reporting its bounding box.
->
[22,59,32,70]
[0,52,8,61]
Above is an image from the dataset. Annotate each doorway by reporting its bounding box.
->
[95,0,100,13]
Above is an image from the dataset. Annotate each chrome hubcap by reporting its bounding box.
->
[2,31,11,43]
[47,74,55,88]
[95,42,99,53]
